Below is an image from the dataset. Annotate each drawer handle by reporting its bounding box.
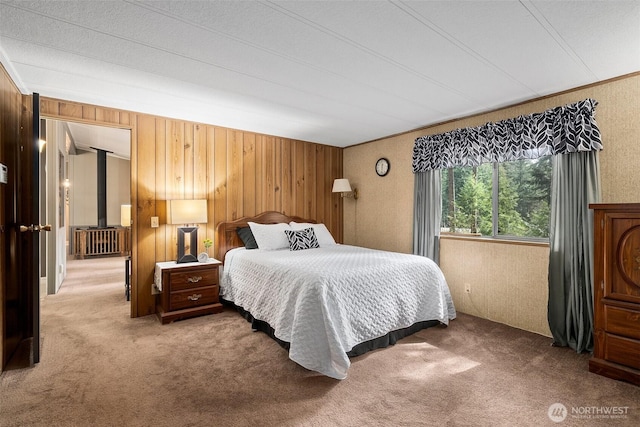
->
[187,294,202,301]
[187,276,203,283]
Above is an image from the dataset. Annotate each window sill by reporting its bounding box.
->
[440,233,549,248]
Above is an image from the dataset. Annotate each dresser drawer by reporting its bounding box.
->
[170,285,220,311]
[605,306,640,340]
[169,268,218,291]
[604,332,640,370]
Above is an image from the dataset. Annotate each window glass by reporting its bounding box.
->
[441,156,551,239]
[441,163,492,235]
[498,157,551,238]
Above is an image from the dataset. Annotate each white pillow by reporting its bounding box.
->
[289,222,336,246]
[248,222,291,250]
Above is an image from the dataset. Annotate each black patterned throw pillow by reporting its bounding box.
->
[284,227,320,251]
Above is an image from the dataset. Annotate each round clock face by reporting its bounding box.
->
[198,252,209,263]
[375,158,390,177]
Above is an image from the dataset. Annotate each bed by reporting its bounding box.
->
[216,211,456,380]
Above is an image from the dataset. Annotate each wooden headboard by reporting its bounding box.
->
[215,211,316,263]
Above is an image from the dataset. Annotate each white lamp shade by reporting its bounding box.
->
[120,204,131,227]
[332,179,352,193]
[166,199,208,225]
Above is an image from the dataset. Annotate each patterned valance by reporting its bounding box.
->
[413,98,602,172]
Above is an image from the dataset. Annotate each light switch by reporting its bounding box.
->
[151,216,159,228]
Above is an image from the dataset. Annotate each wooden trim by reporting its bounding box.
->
[589,203,640,211]
[40,97,134,129]
[589,357,640,387]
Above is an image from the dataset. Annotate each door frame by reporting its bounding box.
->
[38,109,135,317]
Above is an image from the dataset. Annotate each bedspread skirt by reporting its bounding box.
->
[225,299,442,357]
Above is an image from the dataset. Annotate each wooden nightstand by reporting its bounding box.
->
[155,259,223,324]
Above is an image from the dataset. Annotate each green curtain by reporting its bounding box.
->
[413,170,441,263]
[548,151,601,353]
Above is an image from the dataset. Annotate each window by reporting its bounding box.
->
[441,156,551,239]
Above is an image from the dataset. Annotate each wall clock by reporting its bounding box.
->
[375,157,390,177]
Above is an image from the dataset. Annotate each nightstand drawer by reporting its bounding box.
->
[170,285,220,310]
[156,259,223,324]
[169,268,218,291]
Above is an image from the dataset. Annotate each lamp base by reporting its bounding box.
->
[177,226,198,263]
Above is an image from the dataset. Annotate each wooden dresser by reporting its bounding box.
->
[590,203,640,385]
[155,260,223,324]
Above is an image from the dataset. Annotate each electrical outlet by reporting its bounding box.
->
[151,216,159,228]
[465,283,471,294]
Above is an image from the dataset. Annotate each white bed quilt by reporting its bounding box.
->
[221,245,456,379]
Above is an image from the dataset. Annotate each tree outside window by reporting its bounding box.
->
[442,156,551,240]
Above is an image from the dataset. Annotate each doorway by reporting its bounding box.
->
[41,120,131,297]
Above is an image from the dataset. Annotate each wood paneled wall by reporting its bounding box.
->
[1,64,35,370]
[40,98,343,317]
[0,63,22,368]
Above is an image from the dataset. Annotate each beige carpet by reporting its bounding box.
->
[1,256,639,427]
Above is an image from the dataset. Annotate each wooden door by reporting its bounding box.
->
[1,92,41,369]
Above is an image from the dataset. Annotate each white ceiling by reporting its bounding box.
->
[65,122,131,160]
[2,1,639,150]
